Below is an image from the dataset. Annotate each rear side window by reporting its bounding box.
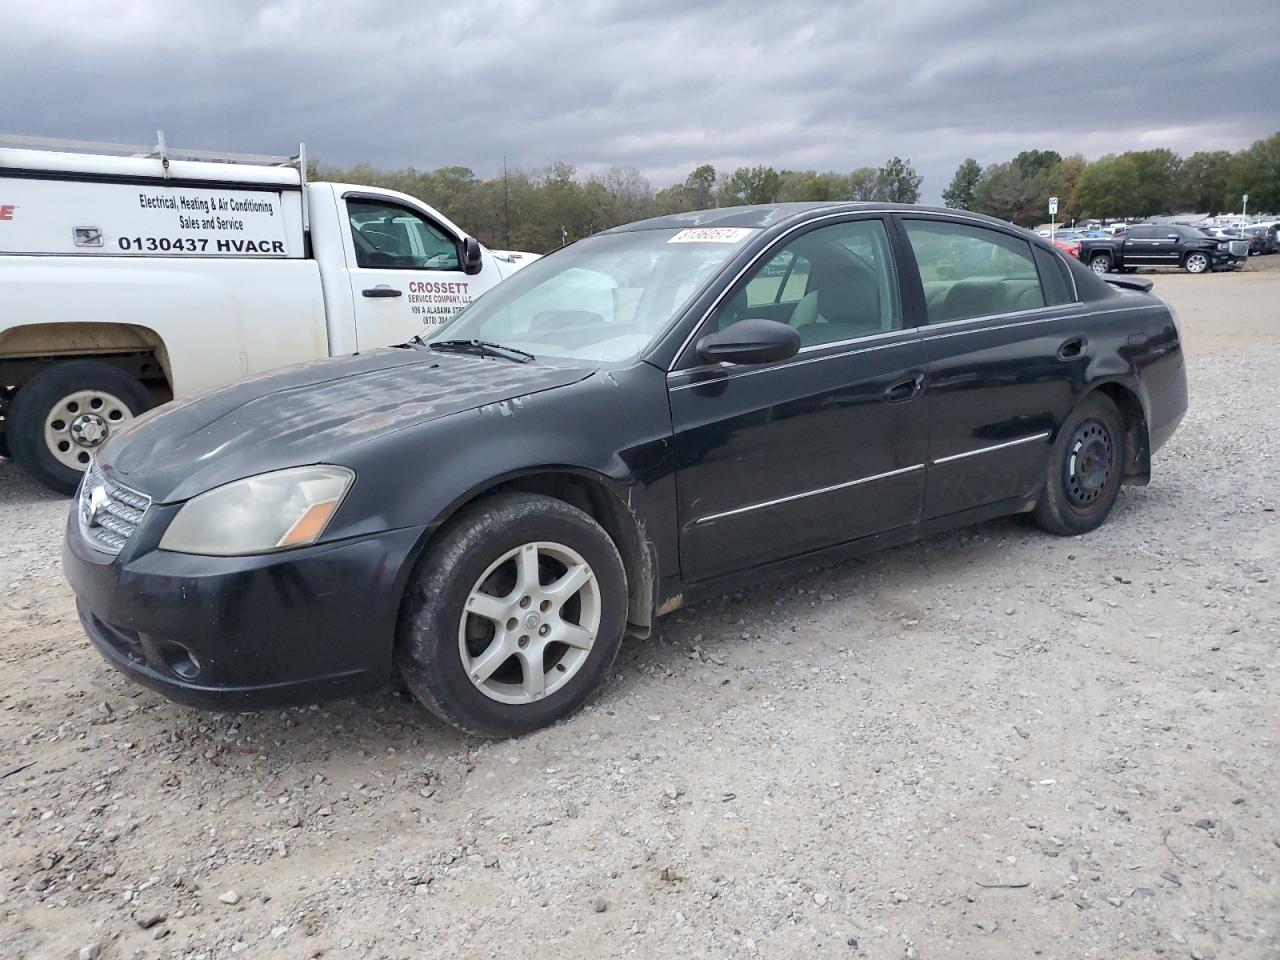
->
[1033,246,1075,305]
[904,220,1046,323]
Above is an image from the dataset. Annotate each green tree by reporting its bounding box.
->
[719,165,783,205]
[875,157,922,203]
[941,158,982,210]
[1177,150,1232,212]
[1226,131,1280,213]
[846,167,879,201]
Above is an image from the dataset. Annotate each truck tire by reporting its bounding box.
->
[1089,253,1113,275]
[1183,252,1210,274]
[8,360,153,495]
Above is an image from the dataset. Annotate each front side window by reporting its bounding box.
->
[347,199,460,271]
[904,219,1046,323]
[431,227,755,362]
[714,219,902,347]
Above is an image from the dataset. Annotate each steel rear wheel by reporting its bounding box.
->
[1184,252,1209,274]
[397,493,627,737]
[1032,393,1125,536]
[8,361,153,495]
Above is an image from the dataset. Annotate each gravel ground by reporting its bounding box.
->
[1,260,1277,960]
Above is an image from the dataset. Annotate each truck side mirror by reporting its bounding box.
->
[462,237,484,275]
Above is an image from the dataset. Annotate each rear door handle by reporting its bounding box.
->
[1057,336,1086,360]
[362,286,403,298]
[883,373,924,404]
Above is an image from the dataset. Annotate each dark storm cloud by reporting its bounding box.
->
[4,0,1278,199]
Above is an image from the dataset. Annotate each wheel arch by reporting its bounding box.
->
[0,321,174,399]
[1085,380,1150,484]
[402,466,657,639]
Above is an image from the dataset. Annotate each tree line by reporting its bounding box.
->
[942,131,1279,226]
[310,156,923,253]
[312,130,1278,252]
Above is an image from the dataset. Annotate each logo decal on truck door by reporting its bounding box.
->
[0,205,15,220]
[74,227,103,247]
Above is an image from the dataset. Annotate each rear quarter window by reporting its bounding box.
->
[1033,246,1075,305]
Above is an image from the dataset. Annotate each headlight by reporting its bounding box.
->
[159,465,354,556]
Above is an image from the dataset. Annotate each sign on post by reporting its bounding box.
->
[1048,196,1059,216]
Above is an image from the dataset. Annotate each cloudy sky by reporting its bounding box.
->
[5,0,1278,200]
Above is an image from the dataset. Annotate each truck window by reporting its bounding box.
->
[347,199,461,271]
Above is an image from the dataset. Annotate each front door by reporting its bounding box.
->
[340,194,477,350]
[668,217,928,583]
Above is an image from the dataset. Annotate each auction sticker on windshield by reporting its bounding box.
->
[0,178,296,257]
[667,227,756,244]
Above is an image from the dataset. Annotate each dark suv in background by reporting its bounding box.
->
[1081,224,1249,275]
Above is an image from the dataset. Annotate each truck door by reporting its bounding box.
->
[340,192,478,350]
[1122,224,1175,266]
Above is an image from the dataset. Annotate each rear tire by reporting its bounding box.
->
[396,493,628,737]
[1089,253,1113,274]
[1033,393,1125,536]
[8,361,153,495]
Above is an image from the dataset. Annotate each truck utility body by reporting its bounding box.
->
[0,133,536,492]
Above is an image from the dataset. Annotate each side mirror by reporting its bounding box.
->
[696,318,801,366]
[462,236,484,275]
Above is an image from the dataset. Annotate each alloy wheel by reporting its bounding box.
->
[1185,253,1208,274]
[457,541,600,704]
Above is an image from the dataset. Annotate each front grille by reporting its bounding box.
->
[79,461,151,555]
[1228,240,1249,257]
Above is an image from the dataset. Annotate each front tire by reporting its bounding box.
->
[1033,393,1125,536]
[1184,252,1210,274]
[397,493,628,737]
[1089,253,1113,275]
[8,361,153,495]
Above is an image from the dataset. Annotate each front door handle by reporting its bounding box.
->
[883,373,924,404]
[362,286,403,298]
[1057,336,1086,360]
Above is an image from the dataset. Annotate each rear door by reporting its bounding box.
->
[338,192,476,349]
[898,215,1080,519]
[1122,224,1177,265]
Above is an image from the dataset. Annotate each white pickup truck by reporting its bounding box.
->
[0,133,537,492]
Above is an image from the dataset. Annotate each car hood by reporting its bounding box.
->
[101,347,594,503]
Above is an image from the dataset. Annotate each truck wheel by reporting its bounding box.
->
[1089,253,1113,275]
[396,492,628,737]
[8,361,153,495]
[1183,252,1210,274]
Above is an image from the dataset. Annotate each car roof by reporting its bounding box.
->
[602,202,1019,234]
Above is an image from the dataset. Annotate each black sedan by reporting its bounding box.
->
[64,203,1188,736]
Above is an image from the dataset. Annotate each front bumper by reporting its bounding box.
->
[64,512,425,710]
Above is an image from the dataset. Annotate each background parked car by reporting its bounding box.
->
[1081,223,1248,274]
[1242,223,1279,254]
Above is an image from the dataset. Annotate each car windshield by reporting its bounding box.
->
[427,227,757,362]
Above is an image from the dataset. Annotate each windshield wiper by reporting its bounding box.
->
[424,338,535,363]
